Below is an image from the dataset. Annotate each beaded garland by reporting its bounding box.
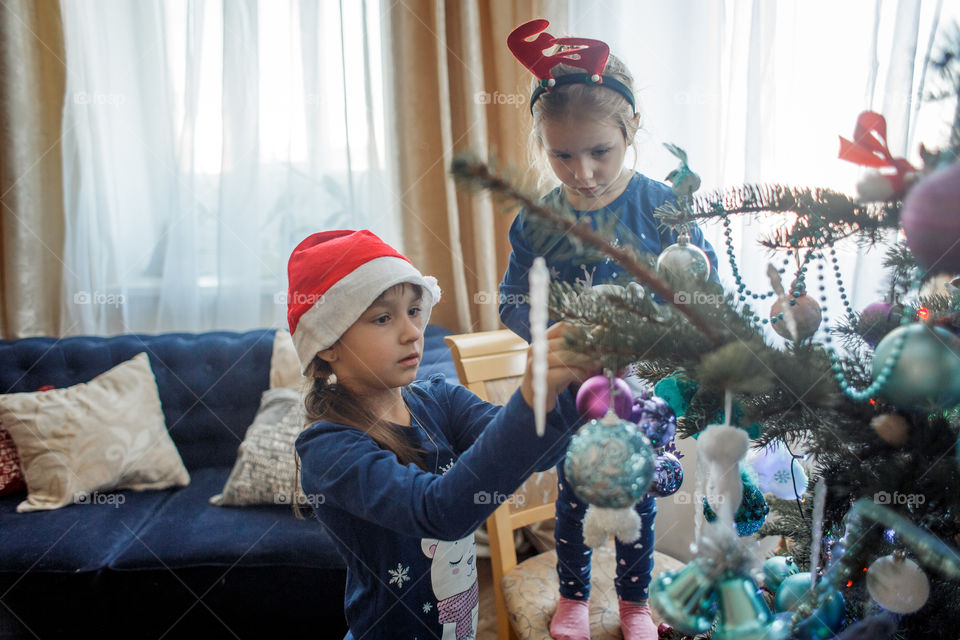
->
[718,209,917,405]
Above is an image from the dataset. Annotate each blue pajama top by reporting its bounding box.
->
[296,375,579,639]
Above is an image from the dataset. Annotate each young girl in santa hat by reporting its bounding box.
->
[287,229,600,640]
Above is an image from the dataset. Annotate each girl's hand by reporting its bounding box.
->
[521,322,601,411]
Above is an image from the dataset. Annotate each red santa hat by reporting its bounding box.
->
[286,230,442,373]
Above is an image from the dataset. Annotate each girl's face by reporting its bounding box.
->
[540,115,634,210]
[323,283,425,394]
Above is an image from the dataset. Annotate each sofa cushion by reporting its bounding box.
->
[0,487,172,572]
[420,324,459,380]
[0,352,191,512]
[0,330,275,471]
[210,388,305,506]
[110,467,344,570]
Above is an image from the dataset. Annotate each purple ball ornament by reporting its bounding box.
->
[576,374,634,421]
[647,452,684,497]
[631,396,678,449]
[858,300,905,347]
[901,162,960,274]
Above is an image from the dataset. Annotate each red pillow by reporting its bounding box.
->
[0,384,52,497]
[0,426,25,497]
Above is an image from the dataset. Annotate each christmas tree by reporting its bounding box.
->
[453,31,960,640]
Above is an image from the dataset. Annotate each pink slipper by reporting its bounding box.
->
[619,600,657,640]
[550,596,590,640]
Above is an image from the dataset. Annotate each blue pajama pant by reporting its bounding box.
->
[555,459,657,602]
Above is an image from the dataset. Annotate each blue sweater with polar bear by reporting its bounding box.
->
[295,374,579,640]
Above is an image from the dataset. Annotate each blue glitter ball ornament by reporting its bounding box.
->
[631,396,677,448]
[648,452,684,498]
[703,468,769,536]
[564,416,656,509]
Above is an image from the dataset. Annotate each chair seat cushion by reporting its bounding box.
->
[501,542,687,639]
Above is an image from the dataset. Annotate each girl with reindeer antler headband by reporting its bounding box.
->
[498,19,719,640]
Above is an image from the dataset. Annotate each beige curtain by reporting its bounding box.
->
[388,0,567,333]
[0,0,66,339]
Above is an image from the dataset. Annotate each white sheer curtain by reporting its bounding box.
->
[59,0,395,335]
[571,0,957,346]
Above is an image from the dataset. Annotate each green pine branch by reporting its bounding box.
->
[659,184,901,248]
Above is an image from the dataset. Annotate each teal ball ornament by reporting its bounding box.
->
[774,572,813,613]
[653,374,697,419]
[703,469,769,536]
[797,592,845,640]
[763,613,797,640]
[762,556,800,594]
[564,417,656,508]
[872,323,960,412]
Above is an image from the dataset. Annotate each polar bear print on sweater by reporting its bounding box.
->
[421,535,479,640]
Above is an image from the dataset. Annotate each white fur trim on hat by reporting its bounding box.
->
[290,256,441,373]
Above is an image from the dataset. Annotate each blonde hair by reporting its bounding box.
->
[527,53,641,192]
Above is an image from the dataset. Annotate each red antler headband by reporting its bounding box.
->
[507,19,636,116]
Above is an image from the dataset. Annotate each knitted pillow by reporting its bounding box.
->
[0,352,190,512]
[210,387,308,507]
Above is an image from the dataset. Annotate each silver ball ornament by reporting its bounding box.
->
[656,234,711,289]
[866,554,929,614]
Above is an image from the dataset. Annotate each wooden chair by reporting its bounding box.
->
[444,330,687,640]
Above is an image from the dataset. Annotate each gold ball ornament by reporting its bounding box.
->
[870,414,910,447]
[769,294,822,341]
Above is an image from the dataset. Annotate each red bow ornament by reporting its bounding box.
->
[838,111,917,201]
[507,19,609,83]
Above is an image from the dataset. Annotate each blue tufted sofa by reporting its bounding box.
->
[0,325,458,639]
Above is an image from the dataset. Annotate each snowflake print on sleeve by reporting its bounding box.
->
[388,563,411,589]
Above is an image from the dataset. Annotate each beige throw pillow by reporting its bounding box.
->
[271,329,308,390]
[210,387,307,507]
[0,352,190,512]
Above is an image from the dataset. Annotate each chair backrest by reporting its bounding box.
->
[444,329,558,640]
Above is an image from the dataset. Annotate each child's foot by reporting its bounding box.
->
[619,599,657,640]
[550,596,590,640]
